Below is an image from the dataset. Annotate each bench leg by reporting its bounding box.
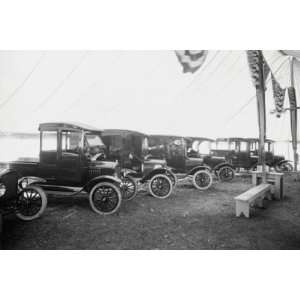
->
[256,196,264,208]
[266,191,272,201]
[236,201,250,218]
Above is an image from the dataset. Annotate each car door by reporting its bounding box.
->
[57,130,83,186]
[166,138,186,172]
[38,130,59,183]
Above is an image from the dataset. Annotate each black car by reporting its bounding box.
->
[0,122,123,216]
[148,135,213,190]
[102,129,175,200]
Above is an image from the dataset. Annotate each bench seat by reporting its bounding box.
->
[235,183,272,218]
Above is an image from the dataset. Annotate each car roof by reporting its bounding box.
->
[216,137,247,142]
[39,122,102,132]
[149,134,184,140]
[102,129,146,137]
[244,138,275,143]
[185,136,215,142]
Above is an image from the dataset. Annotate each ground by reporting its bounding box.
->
[2,174,300,249]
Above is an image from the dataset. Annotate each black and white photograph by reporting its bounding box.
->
[0,1,299,299]
[1,50,299,250]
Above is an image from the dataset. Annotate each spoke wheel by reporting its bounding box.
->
[218,166,235,182]
[89,182,122,215]
[192,170,213,190]
[277,162,293,173]
[120,175,138,201]
[148,174,172,199]
[16,185,47,221]
[165,170,177,187]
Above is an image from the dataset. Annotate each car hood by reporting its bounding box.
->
[144,158,166,167]
[89,160,118,169]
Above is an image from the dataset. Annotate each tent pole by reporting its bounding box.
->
[289,57,299,174]
[256,51,267,183]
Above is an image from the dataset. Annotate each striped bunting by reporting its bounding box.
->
[175,50,208,73]
[271,74,286,118]
[288,87,298,150]
[247,50,270,89]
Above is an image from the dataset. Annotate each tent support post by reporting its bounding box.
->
[256,51,267,183]
[290,57,299,176]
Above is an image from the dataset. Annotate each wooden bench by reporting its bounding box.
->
[251,171,284,200]
[235,183,272,218]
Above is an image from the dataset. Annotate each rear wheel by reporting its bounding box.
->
[192,170,212,190]
[120,175,138,201]
[148,174,172,199]
[218,166,235,182]
[15,185,47,221]
[276,162,293,173]
[89,182,122,215]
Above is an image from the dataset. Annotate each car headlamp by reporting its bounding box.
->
[19,178,29,189]
[0,183,6,197]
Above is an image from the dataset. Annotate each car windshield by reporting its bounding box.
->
[217,141,229,150]
[85,133,105,147]
[240,142,248,151]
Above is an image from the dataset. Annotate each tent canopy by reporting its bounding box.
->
[0,50,298,142]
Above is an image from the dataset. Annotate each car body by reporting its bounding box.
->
[210,137,293,172]
[185,136,235,181]
[0,122,123,216]
[101,129,175,200]
[148,135,213,190]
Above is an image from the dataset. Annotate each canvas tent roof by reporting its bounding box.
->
[0,50,298,143]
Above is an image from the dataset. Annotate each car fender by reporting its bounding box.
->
[277,159,292,166]
[140,167,170,182]
[213,162,235,171]
[85,175,122,192]
[121,168,138,177]
[188,165,211,176]
[18,176,47,189]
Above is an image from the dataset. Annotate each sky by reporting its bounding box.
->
[0,50,296,141]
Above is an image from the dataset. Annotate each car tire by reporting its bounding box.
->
[89,182,122,215]
[148,174,172,199]
[192,170,213,190]
[276,162,293,173]
[218,166,235,182]
[120,175,138,201]
[15,185,47,221]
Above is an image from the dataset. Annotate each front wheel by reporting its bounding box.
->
[218,166,235,182]
[148,174,172,199]
[120,175,138,201]
[89,182,122,215]
[192,170,213,190]
[15,185,47,221]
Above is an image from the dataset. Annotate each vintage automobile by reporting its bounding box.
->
[101,129,176,200]
[245,138,293,172]
[210,137,293,172]
[184,136,235,181]
[148,135,213,190]
[0,168,47,221]
[0,122,123,216]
